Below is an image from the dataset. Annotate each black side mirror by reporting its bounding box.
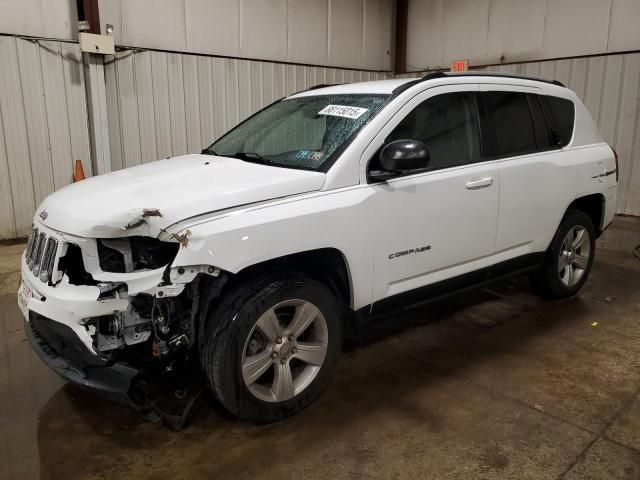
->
[369,140,430,181]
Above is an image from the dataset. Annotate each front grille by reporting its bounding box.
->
[25,226,59,283]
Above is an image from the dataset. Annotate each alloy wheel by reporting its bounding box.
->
[241,299,329,402]
[558,226,591,287]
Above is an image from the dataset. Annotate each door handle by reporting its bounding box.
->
[465,177,493,189]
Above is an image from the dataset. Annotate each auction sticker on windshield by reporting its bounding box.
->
[318,105,368,119]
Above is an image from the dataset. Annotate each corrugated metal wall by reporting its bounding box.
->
[396,52,640,216]
[1,37,638,239]
[406,0,640,72]
[104,48,389,170]
[97,0,394,71]
[489,55,640,217]
[0,36,91,240]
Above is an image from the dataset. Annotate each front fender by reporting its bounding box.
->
[166,188,374,311]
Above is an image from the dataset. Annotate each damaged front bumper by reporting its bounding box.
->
[18,222,219,428]
[25,310,204,429]
[25,311,141,407]
[19,248,165,416]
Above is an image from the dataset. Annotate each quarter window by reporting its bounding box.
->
[540,95,575,147]
[385,92,481,171]
[480,91,537,158]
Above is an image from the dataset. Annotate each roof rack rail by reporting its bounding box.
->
[307,83,342,91]
[391,71,447,95]
[421,71,448,81]
[440,71,566,87]
[392,71,565,96]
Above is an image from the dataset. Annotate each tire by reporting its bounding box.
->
[201,272,343,423]
[530,209,596,300]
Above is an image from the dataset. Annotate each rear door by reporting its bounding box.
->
[478,85,571,256]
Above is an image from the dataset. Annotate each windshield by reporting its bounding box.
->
[207,94,389,171]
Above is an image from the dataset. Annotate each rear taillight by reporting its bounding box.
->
[610,145,619,182]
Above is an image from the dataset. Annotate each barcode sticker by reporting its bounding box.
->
[318,105,368,119]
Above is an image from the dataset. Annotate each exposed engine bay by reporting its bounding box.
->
[23,225,227,429]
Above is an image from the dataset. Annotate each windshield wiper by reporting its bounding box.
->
[233,152,272,165]
[201,147,218,155]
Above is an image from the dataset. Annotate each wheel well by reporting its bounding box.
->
[567,194,605,236]
[227,248,353,309]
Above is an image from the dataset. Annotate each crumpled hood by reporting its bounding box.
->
[37,154,325,238]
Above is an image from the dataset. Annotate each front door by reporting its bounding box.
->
[364,85,500,306]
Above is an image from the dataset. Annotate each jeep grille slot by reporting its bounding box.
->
[25,227,61,284]
[31,232,46,276]
[39,237,58,283]
[25,227,37,263]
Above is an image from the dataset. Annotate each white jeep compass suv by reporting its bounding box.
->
[19,72,618,424]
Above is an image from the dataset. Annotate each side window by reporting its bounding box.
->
[480,91,537,158]
[386,92,481,171]
[527,94,552,150]
[540,95,575,147]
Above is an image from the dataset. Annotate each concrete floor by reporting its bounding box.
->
[1,217,640,480]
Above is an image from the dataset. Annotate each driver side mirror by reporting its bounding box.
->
[369,139,430,181]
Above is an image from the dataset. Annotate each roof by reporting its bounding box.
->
[290,79,415,97]
[289,72,567,98]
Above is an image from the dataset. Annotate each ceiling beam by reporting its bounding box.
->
[394,0,408,74]
[77,0,101,34]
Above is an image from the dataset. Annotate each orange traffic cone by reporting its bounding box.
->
[73,159,86,182]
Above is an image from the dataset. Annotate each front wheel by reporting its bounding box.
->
[530,209,596,299]
[201,273,343,423]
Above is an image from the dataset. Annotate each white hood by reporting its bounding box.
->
[38,154,325,238]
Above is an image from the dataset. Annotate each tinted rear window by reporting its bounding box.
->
[480,91,537,158]
[540,95,575,147]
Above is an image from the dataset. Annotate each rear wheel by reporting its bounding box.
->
[530,209,596,299]
[201,273,343,423]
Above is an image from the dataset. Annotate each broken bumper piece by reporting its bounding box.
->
[26,312,202,430]
[26,312,143,408]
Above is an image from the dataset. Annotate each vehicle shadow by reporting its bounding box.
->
[34,269,615,480]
